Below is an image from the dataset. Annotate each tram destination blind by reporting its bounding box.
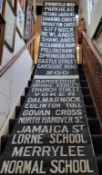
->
[0,2,99,175]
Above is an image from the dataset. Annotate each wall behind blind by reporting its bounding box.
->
[0,31,33,136]
[80,0,102,38]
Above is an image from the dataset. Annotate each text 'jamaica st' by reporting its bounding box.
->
[16,125,85,134]
[16,125,69,134]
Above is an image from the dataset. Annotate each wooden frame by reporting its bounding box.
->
[19,0,26,13]
[24,6,35,40]
[0,14,5,64]
[93,17,102,39]
[8,0,17,14]
[0,0,3,14]
[0,0,6,16]
[16,0,25,38]
[4,0,16,52]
